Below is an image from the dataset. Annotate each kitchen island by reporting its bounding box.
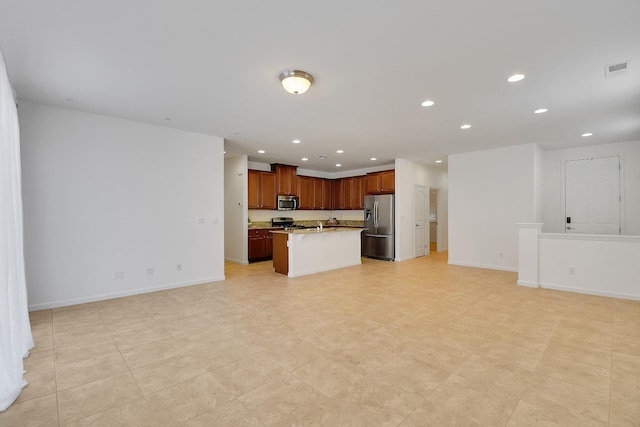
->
[272,227,363,277]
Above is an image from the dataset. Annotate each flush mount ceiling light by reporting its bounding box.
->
[370,157,377,161]
[581,132,593,137]
[301,157,308,161]
[336,149,344,154]
[534,108,548,114]
[258,150,266,154]
[460,124,472,129]
[279,69,314,95]
[336,164,342,167]
[507,73,525,83]
[292,139,301,144]
[421,99,435,107]
[435,160,443,163]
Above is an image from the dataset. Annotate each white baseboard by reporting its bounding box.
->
[28,275,226,311]
[539,282,640,301]
[517,280,539,288]
[447,260,518,272]
[225,257,249,265]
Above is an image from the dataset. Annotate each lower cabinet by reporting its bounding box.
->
[248,229,274,262]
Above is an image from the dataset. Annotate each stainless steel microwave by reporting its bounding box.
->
[277,195,299,210]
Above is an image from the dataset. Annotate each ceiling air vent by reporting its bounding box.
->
[316,155,329,159]
[605,60,630,79]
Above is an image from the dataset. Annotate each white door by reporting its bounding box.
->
[565,156,620,234]
[415,185,426,256]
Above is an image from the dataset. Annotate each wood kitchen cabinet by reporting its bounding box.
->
[367,170,395,194]
[298,176,333,210]
[272,164,297,196]
[248,170,276,209]
[330,177,366,210]
[248,228,274,262]
[332,179,345,210]
[297,176,315,209]
[320,179,332,210]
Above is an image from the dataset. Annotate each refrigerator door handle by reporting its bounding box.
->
[365,234,390,238]
[374,200,378,229]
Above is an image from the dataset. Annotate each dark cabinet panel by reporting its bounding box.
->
[272,164,297,196]
[248,170,276,209]
[367,170,395,194]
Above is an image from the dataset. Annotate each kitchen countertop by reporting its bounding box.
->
[271,227,363,234]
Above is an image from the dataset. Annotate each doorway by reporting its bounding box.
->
[429,188,439,252]
[564,156,621,234]
[415,185,426,257]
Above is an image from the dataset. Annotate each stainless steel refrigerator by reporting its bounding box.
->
[362,194,395,260]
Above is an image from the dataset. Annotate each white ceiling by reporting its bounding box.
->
[1,1,639,172]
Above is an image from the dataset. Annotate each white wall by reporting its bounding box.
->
[224,155,248,264]
[538,234,640,300]
[448,144,540,271]
[542,140,640,235]
[394,158,449,261]
[20,102,225,310]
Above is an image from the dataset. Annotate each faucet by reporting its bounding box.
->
[318,221,323,231]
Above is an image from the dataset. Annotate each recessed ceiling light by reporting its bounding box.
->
[370,157,377,161]
[292,139,301,144]
[258,150,266,154]
[435,160,443,163]
[534,108,548,114]
[421,100,435,107]
[301,157,308,161]
[336,149,344,154]
[581,132,593,137]
[460,124,472,129]
[336,164,342,167]
[224,150,226,154]
[507,73,525,83]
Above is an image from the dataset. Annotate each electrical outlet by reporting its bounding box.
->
[197,217,205,224]
[569,267,575,275]
[176,264,182,272]
[499,252,504,258]
[114,271,124,280]
[146,267,154,276]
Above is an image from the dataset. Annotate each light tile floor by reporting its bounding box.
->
[2,252,640,426]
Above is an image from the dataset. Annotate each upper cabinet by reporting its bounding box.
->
[248,170,276,209]
[272,164,297,195]
[298,176,333,210]
[367,170,395,194]
[331,176,366,210]
[297,176,315,210]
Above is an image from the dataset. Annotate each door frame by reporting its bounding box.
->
[428,186,441,253]
[414,185,427,257]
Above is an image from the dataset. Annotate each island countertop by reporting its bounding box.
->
[270,227,363,235]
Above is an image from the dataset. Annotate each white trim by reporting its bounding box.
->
[28,276,225,311]
[225,257,249,265]
[447,260,518,272]
[540,233,640,243]
[393,256,414,262]
[517,280,539,288]
[540,282,640,301]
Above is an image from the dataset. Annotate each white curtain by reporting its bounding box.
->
[0,49,34,412]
